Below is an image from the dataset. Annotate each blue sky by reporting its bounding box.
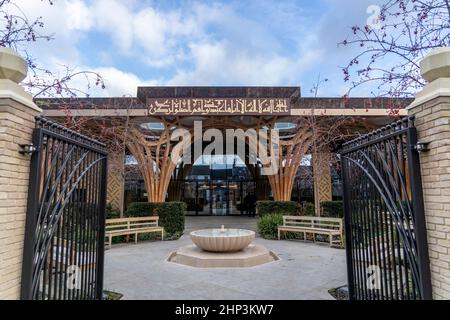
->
[15,0,386,97]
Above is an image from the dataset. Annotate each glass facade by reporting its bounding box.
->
[123,154,343,215]
[180,160,257,215]
[179,179,257,216]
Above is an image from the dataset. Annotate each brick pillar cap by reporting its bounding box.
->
[0,48,41,112]
[421,47,450,82]
[0,48,28,83]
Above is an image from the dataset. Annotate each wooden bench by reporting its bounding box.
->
[105,217,164,248]
[278,216,343,247]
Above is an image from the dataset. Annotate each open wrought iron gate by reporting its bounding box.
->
[21,117,108,300]
[340,117,432,300]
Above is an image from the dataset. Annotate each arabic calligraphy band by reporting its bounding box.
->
[147,98,290,115]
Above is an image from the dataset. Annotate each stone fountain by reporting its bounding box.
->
[190,225,255,252]
[167,225,279,268]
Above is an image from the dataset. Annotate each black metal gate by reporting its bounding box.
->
[21,117,108,300]
[340,117,432,300]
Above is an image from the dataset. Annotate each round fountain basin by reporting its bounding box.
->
[190,229,255,252]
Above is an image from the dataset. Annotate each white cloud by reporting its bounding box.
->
[66,0,94,31]
[132,8,189,67]
[12,0,90,64]
[12,0,381,97]
[302,0,389,96]
[90,67,158,96]
[167,39,324,86]
[29,62,158,97]
[91,0,135,53]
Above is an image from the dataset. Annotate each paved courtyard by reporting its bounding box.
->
[104,216,347,300]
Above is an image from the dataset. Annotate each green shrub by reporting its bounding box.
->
[126,202,186,240]
[257,201,300,216]
[106,203,120,219]
[155,202,186,240]
[299,201,315,216]
[321,201,344,218]
[257,213,284,240]
[126,202,156,217]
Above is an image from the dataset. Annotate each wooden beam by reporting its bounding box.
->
[42,108,407,117]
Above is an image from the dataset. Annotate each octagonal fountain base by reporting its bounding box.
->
[167,244,279,268]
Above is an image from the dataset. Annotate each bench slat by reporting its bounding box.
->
[106,227,163,236]
[105,216,164,247]
[106,217,159,223]
[279,227,340,234]
[284,216,342,222]
[278,216,343,247]
[129,222,158,227]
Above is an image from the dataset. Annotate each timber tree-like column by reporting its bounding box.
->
[267,126,313,201]
[126,122,177,203]
[313,152,332,216]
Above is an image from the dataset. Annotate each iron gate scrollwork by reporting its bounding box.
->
[340,117,432,300]
[21,117,108,300]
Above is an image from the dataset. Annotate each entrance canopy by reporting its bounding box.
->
[38,86,413,214]
[42,86,409,120]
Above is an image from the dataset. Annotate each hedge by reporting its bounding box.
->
[126,202,155,217]
[126,202,186,240]
[256,200,343,218]
[321,201,344,218]
[299,202,315,216]
[106,203,120,219]
[256,201,300,216]
[257,213,284,240]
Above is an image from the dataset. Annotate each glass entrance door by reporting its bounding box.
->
[228,182,240,215]
[211,181,228,216]
[181,179,257,216]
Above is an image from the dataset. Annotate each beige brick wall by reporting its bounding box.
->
[409,96,450,300]
[0,98,40,300]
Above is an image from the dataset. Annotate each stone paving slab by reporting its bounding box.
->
[104,217,347,300]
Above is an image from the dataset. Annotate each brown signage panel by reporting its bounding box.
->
[146,98,290,115]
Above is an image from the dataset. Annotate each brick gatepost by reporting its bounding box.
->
[407,47,450,299]
[0,48,42,299]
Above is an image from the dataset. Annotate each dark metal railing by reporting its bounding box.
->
[21,117,108,300]
[340,117,432,300]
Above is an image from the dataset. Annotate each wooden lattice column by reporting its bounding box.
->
[106,151,125,215]
[313,152,332,216]
[267,126,313,201]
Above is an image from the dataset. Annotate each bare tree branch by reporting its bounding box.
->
[0,0,104,97]
[340,0,450,97]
